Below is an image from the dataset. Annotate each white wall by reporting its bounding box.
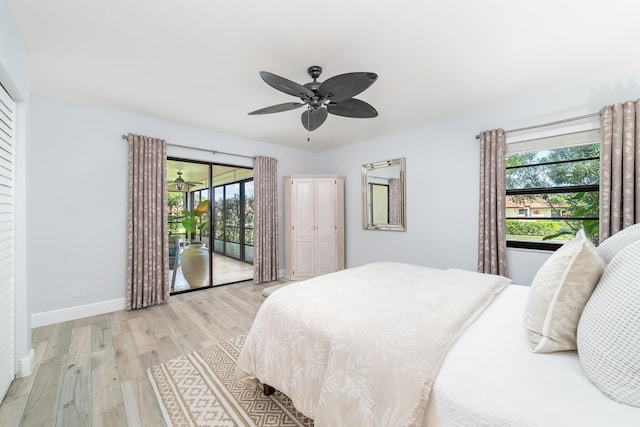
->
[1,0,32,376]
[316,121,481,271]
[27,94,315,321]
[316,67,640,285]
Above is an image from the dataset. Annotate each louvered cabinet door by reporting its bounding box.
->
[0,85,16,400]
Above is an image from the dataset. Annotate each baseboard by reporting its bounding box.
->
[19,348,35,378]
[31,298,126,328]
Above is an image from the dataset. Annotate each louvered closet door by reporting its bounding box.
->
[0,85,15,399]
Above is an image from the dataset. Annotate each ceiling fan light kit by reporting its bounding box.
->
[174,171,185,190]
[172,171,205,191]
[249,65,378,133]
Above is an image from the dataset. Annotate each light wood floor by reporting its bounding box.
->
[0,280,278,427]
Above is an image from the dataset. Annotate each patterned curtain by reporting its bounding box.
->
[388,178,402,224]
[477,129,507,276]
[253,156,279,284]
[600,100,640,241]
[126,133,169,309]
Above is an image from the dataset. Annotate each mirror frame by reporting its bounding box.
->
[362,157,406,231]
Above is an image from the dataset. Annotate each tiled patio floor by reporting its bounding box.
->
[170,253,253,292]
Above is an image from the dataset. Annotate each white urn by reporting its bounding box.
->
[181,242,209,288]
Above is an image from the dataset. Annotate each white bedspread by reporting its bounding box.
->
[236,262,512,427]
[426,284,640,426]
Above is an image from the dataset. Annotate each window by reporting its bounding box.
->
[191,188,210,240]
[167,191,186,235]
[212,178,254,262]
[244,181,255,263]
[369,183,389,223]
[505,129,600,250]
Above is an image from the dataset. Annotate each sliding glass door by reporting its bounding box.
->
[167,158,254,294]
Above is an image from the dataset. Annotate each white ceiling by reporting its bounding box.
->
[8,0,640,152]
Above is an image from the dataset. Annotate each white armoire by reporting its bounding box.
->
[284,175,345,280]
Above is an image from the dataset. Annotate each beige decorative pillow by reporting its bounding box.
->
[524,229,605,353]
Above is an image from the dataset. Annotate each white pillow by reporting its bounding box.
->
[524,229,605,353]
[577,239,640,407]
[597,222,640,264]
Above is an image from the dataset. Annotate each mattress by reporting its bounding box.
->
[425,285,640,426]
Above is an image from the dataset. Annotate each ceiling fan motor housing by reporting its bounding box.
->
[304,66,324,107]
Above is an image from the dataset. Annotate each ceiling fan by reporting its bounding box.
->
[249,65,378,132]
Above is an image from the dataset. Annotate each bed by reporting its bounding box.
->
[236,228,640,426]
[425,284,639,426]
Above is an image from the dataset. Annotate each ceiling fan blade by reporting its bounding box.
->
[317,72,377,103]
[260,71,314,98]
[301,107,328,131]
[248,102,305,115]
[327,99,378,118]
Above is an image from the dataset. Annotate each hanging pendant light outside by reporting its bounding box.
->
[175,171,185,191]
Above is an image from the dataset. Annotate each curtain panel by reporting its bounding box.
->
[126,133,169,309]
[253,156,279,284]
[477,129,508,276]
[600,100,640,241]
[388,178,402,225]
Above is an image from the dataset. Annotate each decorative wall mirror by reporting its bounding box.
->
[362,157,406,231]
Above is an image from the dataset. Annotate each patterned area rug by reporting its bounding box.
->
[147,335,314,427]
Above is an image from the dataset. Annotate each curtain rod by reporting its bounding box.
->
[121,134,255,159]
[475,112,601,140]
